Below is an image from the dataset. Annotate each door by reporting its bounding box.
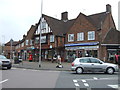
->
[89,58,106,72]
[79,58,92,71]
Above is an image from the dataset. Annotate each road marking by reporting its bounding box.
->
[74,83,80,87]
[93,77,98,80]
[108,85,118,88]
[73,80,78,83]
[0,79,8,84]
[22,69,27,70]
[12,68,17,69]
[84,83,89,87]
[82,80,86,83]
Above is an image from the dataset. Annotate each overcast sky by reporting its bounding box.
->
[0,0,119,44]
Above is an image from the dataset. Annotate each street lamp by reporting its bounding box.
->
[10,39,13,60]
[38,0,43,67]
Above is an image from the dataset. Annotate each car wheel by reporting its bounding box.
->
[76,67,83,74]
[106,67,114,74]
[7,66,12,69]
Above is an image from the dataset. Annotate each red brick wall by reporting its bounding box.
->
[66,13,97,44]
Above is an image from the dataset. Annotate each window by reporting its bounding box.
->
[35,37,39,44]
[21,42,24,47]
[68,34,74,42]
[26,40,29,45]
[90,58,100,63]
[50,35,54,42]
[77,32,84,41]
[88,31,95,40]
[41,21,46,29]
[80,58,90,63]
[41,36,46,43]
[30,40,33,45]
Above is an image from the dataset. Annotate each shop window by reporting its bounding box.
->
[77,32,84,41]
[68,34,74,42]
[88,31,95,40]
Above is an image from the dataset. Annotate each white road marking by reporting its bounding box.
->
[74,83,80,87]
[84,83,89,87]
[73,80,78,83]
[22,69,27,70]
[93,77,98,80]
[82,80,86,83]
[108,85,118,88]
[0,79,8,84]
[12,68,17,69]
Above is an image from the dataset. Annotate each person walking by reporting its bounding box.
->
[56,55,63,68]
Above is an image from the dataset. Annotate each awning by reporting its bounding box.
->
[65,42,99,47]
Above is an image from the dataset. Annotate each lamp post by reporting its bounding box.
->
[10,39,13,60]
[38,0,43,67]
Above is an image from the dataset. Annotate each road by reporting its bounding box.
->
[0,67,119,90]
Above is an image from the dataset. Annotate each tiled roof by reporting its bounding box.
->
[26,25,36,39]
[5,41,18,46]
[87,12,108,28]
[102,28,120,44]
[43,14,75,36]
[42,11,109,36]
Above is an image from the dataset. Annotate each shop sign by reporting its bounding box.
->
[65,46,99,50]
[65,42,99,47]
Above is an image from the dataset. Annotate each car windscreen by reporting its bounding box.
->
[0,55,7,59]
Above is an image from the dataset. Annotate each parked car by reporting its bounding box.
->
[0,60,2,68]
[0,55,12,69]
[71,57,118,74]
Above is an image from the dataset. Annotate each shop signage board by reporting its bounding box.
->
[65,46,99,50]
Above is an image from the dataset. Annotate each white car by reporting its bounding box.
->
[71,57,119,74]
[0,55,12,69]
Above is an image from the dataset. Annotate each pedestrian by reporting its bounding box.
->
[52,54,57,63]
[56,55,63,68]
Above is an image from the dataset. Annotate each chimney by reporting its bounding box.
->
[61,11,68,22]
[106,4,111,13]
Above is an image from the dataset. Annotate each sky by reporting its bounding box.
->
[0,0,119,44]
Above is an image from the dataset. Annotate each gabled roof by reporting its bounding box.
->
[87,12,108,28]
[102,28,120,44]
[42,14,75,36]
[5,40,18,46]
[26,25,36,39]
[42,11,109,36]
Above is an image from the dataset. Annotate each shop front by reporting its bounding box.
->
[105,45,120,63]
[65,42,99,62]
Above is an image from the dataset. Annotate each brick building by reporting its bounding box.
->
[4,39,18,59]
[4,4,120,63]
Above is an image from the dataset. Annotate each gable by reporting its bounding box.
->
[68,13,96,34]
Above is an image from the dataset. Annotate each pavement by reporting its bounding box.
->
[12,60,72,71]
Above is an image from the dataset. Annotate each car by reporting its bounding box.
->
[0,55,12,69]
[0,60,2,68]
[71,57,119,74]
